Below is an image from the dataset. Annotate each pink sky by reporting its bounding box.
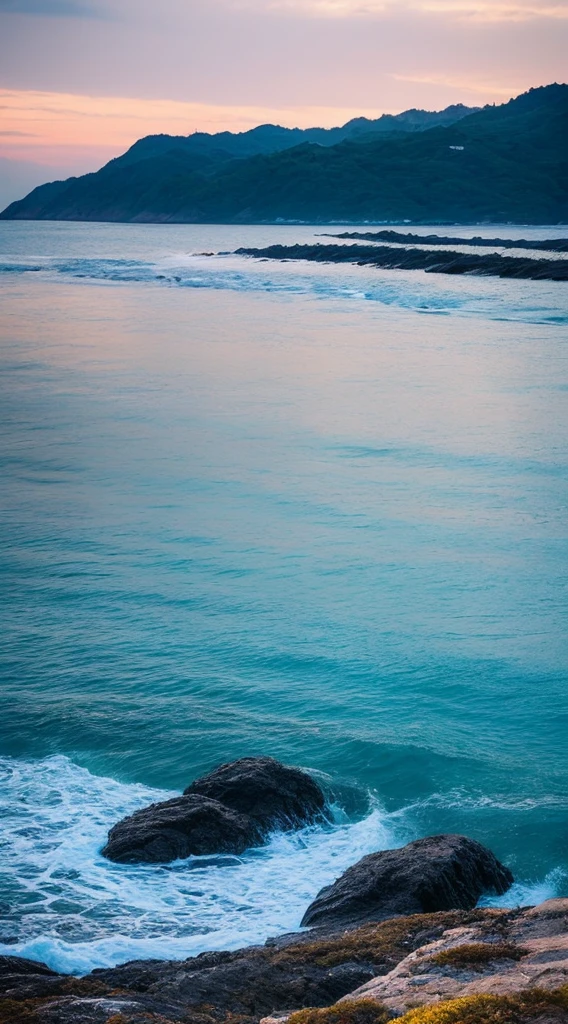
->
[0,0,566,187]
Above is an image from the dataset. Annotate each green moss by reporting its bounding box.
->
[274,911,490,969]
[430,943,527,970]
[398,986,568,1024]
[288,999,390,1024]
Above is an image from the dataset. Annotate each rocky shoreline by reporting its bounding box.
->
[325,231,568,253]
[2,758,567,1024]
[233,244,568,282]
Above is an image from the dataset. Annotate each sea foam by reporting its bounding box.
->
[0,755,565,974]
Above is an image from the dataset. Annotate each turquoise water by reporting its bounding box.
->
[0,221,567,972]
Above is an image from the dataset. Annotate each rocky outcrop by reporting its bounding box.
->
[3,903,567,1024]
[342,899,568,1016]
[184,756,327,831]
[101,793,264,863]
[235,244,568,282]
[0,909,492,1022]
[301,835,513,930]
[102,757,327,864]
[329,230,568,253]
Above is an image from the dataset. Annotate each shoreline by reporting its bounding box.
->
[2,900,567,1024]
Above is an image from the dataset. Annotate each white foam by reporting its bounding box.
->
[478,869,567,909]
[0,252,565,326]
[0,755,397,973]
[1,756,565,974]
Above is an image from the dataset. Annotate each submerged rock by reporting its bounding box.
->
[184,755,327,831]
[301,834,513,930]
[102,756,327,864]
[101,794,264,863]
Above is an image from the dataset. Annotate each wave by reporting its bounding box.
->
[477,869,567,910]
[0,755,397,973]
[0,755,566,974]
[0,253,566,326]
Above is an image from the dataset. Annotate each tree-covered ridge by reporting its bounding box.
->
[1,85,566,225]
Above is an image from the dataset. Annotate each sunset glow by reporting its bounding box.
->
[0,0,565,180]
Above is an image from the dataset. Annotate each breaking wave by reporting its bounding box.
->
[0,756,565,974]
[0,252,566,325]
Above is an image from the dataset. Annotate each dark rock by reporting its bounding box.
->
[0,955,63,1001]
[94,946,374,1018]
[184,756,327,831]
[101,794,264,864]
[236,244,568,282]
[0,956,58,982]
[329,230,568,253]
[300,834,514,930]
[2,993,195,1023]
[102,757,327,865]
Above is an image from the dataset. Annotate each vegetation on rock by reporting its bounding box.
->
[397,986,568,1024]
[288,999,390,1024]
[429,942,528,970]
[273,911,489,968]
[289,988,568,1024]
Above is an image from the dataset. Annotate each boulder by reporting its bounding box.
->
[102,757,327,865]
[184,756,327,831]
[0,954,65,1001]
[301,834,513,929]
[101,794,264,864]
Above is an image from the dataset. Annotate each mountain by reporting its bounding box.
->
[82,103,480,173]
[2,86,566,224]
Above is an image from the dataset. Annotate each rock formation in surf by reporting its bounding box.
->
[234,243,568,283]
[183,755,327,831]
[102,756,327,864]
[301,834,514,929]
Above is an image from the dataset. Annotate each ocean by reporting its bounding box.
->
[0,221,567,975]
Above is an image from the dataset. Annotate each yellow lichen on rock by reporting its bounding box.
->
[396,985,568,1023]
[288,998,390,1024]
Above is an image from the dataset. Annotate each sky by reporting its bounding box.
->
[0,0,567,206]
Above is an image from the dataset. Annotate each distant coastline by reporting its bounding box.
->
[2,84,566,226]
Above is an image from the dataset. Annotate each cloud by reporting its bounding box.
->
[254,0,568,18]
[0,0,101,16]
[415,0,568,20]
[390,73,522,96]
[0,88,393,167]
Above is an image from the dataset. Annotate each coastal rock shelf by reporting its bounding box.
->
[327,230,568,252]
[342,899,568,1017]
[102,756,328,863]
[234,243,568,281]
[2,901,567,1024]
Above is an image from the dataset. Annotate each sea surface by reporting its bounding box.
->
[0,221,567,975]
